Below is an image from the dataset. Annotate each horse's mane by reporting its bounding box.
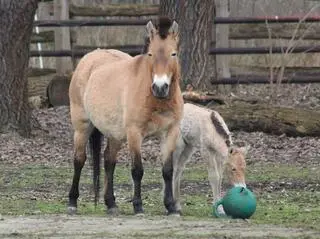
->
[210,111,232,147]
[156,16,172,39]
[141,16,173,54]
[141,36,150,54]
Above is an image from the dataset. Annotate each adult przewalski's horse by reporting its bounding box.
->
[67,16,184,216]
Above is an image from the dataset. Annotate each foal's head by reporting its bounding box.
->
[224,146,248,188]
[145,16,180,99]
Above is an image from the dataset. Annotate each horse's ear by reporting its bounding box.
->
[169,20,179,38]
[146,20,155,39]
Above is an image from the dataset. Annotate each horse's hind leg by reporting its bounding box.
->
[103,137,121,215]
[67,113,93,214]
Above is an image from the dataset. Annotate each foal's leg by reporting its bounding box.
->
[161,125,180,215]
[202,147,226,212]
[103,137,122,215]
[173,142,195,213]
[127,127,144,214]
[172,139,185,213]
[68,122,92,214]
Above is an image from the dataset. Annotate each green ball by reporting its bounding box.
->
[213,186,257,219]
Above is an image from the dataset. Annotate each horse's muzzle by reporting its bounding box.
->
[151,82,169,99]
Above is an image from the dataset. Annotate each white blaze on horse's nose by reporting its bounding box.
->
[153,74,171,87]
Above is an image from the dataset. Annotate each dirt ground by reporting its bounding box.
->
[0,214,319,239]
[0,84,319,238]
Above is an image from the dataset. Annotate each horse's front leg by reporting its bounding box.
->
[161,125,180,215]
[127,127,144,215]
[202,148,226,214]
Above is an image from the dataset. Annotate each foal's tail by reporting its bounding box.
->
[88,127,103,208]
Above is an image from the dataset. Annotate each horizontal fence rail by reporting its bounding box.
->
[211,75,320,85]
[209,45,320,55]
[33,18,151,27]
[33,16,320,27]
[214,16,320,24]
[29,45,320,57]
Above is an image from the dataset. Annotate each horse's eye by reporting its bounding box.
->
[171,53,177,57]
[148,53,152,56]
[232,168,236,171]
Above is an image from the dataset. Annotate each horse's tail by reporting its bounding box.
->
[88,127,103,208]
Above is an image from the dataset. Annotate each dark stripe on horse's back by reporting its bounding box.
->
[210,112,230,145]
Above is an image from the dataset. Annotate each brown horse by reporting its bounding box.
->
[67,16,183,216]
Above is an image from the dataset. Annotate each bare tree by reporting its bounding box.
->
[160,0,216,90]
[0,0,38,137]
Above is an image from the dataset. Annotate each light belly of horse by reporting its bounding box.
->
[90,110,126,140]
[84,96,126,140]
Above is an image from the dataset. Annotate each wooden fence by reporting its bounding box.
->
[30,1,320,86]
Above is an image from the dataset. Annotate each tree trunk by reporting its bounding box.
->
[160,0,216,90]
[0,0,38,137]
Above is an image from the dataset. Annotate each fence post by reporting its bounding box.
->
[215,0,231,79]
[54,0,72,75]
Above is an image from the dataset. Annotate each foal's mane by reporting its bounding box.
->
[210,111,232,147]
[141,16,173,54]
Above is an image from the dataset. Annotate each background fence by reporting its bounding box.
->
[28,0,320,99]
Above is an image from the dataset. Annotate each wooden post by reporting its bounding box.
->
[215,0,231,79]
[54,0,72,74]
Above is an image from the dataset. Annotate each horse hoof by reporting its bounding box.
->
[107,207,119,216]
[133,206,144,215]
[169,213,180,217]
[67,206,77,215]
[135,212,145,217]
[167,211,181,217]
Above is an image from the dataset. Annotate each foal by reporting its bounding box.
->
[172,103,248,213]
[68,17,184,216]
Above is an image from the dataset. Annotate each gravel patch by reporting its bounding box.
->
[0,214,319,239]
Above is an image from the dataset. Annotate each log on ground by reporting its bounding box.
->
[46,74,71,107]
[210,102,320,137]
